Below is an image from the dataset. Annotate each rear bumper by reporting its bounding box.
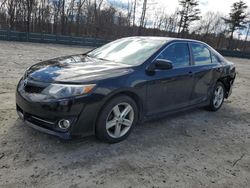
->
[226,73,236,98]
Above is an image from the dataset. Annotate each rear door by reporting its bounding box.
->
[189,43,222,105]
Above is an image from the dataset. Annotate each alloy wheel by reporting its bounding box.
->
[213,85,224,108]
[106,102,134,138]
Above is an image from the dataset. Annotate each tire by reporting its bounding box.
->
[207,82,225,111]
[96,95,138,143]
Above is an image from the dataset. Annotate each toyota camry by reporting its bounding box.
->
[16,37,236,143]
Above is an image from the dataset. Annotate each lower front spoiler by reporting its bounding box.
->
[17,111,72,140]
[22,119,72,140]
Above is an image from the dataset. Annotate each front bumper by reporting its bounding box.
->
[16,89,83,139]
[16,86,103,139]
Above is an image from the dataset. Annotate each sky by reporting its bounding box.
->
[108,0,250,38]
[109,0,250,16]
[148,0,250,15]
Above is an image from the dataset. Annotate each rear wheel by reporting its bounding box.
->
[207,82,225,111]
[96,95,138,143]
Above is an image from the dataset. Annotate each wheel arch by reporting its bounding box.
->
[217,76,231,98]
[94,89,144,133]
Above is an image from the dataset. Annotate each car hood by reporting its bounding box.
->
[26,54,133,83]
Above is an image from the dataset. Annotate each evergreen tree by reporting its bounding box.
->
[223,0,248,49]
[177,0,200,37]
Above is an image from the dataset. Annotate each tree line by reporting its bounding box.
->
[0,0,249,52]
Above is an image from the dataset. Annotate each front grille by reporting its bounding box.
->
[26,114,56,129]
[17,104,56,130]
[24,85,44,93]
[30,115,55,125]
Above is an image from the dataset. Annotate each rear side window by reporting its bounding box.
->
[211,53,220,63]
[191,43,211,65]
[158,43,190,68]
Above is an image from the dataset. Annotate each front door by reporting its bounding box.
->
[146,42,194,116]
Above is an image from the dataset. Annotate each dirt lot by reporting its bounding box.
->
[0,41,249,188]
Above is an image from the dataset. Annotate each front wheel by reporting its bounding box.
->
[207,82,225,111]
[96,95,138,143]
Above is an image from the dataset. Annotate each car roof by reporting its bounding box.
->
[117,36,226,63]
[124,36,204,44]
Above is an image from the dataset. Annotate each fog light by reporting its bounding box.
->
[58,119,71,129]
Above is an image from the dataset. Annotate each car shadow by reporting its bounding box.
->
[3,103,247,170]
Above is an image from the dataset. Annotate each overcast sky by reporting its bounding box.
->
[112,0,250,16]
[155,0,250,14]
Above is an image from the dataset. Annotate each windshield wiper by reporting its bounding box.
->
[85,54,115,63]
[85,54,92,58]
[95,57,112,62]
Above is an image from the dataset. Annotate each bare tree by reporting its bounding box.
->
[7,0,17,29]
[0,0,249,52]
[167,9,179,33]
[243,23,250,51]
[139,0,147,27]
[66,0,76,34]
[93,0,104,37]
[60,0,65,34]
[23,0,36,32]
[132,0,137,27]
[127,0,133,27]
[75,0,86,35]
[138,0,147,34]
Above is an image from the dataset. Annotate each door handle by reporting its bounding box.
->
[188,71,193,77]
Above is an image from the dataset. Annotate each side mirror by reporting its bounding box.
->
[147,59,173,72]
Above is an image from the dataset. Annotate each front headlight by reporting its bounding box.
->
[41,84,96,99]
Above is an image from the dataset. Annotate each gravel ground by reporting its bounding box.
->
[0,41,249,188]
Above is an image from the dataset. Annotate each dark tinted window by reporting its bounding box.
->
[191,43,211,65]
[158,43,190,68]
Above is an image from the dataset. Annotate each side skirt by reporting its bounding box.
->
[142,100,210,122]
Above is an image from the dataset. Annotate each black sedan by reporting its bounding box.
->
[16,37,236,143]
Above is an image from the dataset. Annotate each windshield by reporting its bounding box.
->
[87,37,166,65]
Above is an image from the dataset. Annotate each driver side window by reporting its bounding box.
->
[158,43,190,68]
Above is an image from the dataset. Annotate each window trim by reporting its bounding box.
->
[211,52,221,64]
[153,41,192,69]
